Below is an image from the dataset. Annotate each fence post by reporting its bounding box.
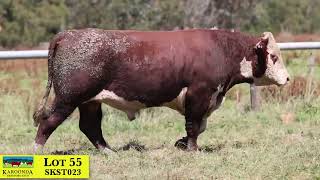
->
[307,54,315,75]
[250,84,260,111]
[306,54,315,101]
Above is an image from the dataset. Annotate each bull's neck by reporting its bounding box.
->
[225,36,260,91]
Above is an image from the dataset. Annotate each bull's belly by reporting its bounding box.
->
[87,87,188,120]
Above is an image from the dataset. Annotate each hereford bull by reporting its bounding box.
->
[33,28,289,152]
[10,161,21,167]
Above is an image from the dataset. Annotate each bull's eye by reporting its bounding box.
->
[270,54,278,64]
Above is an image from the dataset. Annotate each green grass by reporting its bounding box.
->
[1,54,320,179]
[282,50,320,79]
[3,164,33,168]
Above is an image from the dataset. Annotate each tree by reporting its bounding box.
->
[65,0,184,30]
[1,0,319,48]
[249,0,320,34]
[0,0,67,47]
[183,0,258,31]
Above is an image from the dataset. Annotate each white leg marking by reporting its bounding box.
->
[163,87,188,114]
[33,143,44,154]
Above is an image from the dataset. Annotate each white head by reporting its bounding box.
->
[252,32,290,86]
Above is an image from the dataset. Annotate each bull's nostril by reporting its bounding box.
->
[287,77,290,82]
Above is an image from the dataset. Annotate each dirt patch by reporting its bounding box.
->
[118,140,147,152]
[280,112,296,124]
[200,143,226,153]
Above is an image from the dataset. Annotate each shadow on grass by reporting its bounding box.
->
[51,140,253,154]
[199,139,258,153]
[116,140,165,152]
[51,147,96,155]
[51,140,164,154]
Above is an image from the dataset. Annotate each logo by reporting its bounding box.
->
[1,156,34,178]
[3,156,34,168]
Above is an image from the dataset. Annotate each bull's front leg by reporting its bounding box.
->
[175,118,208,150]
[175,86,211,151]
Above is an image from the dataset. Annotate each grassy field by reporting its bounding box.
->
[3,163,33,168]
[1,51,320,179]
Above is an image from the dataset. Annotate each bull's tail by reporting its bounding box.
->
[33,34,62,127]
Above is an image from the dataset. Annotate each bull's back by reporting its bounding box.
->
[103,30,205,106]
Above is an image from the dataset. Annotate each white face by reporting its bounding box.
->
[254,32,290,86]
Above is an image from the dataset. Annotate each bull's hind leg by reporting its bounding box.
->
[35,99,76,148]
[79,101,113,152]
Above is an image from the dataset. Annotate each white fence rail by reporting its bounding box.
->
[0,50,48,59]
[278,42,320,50]
[0,42,320,60]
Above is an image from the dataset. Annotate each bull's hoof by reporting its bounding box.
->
[174,137,188,150]
[175,137,199,151]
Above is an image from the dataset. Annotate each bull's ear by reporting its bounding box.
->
[253,37,268,77]
[262,32,275,42]
[255,35,269,50]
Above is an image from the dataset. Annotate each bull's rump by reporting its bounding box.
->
[51,29,211,109]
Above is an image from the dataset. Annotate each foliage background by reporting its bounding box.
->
[0,0,320,47]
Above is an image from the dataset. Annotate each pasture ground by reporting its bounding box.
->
[1,51,320,179]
